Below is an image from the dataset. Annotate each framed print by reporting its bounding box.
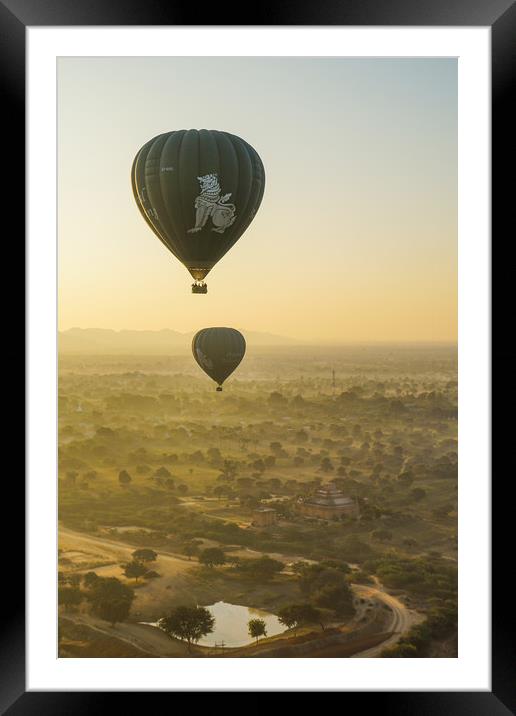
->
[3,0,513,710]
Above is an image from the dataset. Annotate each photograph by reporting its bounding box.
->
[56,55,458,660]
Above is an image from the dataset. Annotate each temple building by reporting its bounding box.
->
[296,481,357,520]
[251,507,278,527]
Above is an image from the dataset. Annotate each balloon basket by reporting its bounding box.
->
[192,282,207,294]
[216,386,223,392]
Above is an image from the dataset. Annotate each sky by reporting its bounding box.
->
[58,57,457,343]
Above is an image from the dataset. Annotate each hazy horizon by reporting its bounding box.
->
[58,57,457,342]
[60,324,458,345]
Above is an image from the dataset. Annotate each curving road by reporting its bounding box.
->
[350,581,421,657]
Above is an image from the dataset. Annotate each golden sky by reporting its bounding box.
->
[58,57,457,342]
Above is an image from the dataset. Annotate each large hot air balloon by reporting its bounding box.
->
[192,327,246,391]
[131,130,265,293]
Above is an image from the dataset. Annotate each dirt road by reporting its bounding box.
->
[62,613,190,656]
[350,582,421,657]
[59,525,193,567]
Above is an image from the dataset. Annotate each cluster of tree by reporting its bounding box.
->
[233,556,285,582]
[363,556,457,599]
[277,603,326,633]
[58,584,84,611]
[122,548,159,583]
[58,571,136,626]
[293,561,354,617]
[198,547,227,569]
[87,575,135,625]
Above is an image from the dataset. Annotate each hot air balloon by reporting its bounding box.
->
[131,129,265,293]
[192,327,246,391]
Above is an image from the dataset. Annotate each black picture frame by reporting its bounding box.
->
[4,0,512,710]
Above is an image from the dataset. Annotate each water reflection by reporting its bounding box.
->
[198,601,284,647]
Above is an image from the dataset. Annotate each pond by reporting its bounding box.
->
[144,601,285,648]
[198,601,284,647]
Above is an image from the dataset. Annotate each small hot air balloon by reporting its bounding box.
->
[192,327,246,391]
[131,129,265,293]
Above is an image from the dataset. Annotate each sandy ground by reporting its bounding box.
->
[59,526,197,619]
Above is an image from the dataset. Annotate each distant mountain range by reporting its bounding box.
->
[58,327,303,354]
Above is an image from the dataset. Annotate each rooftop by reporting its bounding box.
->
[299,481,354,508]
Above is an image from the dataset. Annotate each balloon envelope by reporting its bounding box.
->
[192,327,246,390]
[131,129,265,285]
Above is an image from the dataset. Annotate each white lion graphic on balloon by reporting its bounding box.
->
[187,173,237,234]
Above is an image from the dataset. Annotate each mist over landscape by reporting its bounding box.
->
[58,340,457,658]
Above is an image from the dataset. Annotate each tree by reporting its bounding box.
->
[89,577,134,624]
[252,458,265,474]
[183,542,200,560]
[236,556,284,581]
[299,604,326,631]
[83,470,98,481]
[268,391,286,406]
[313,584,354,616]
[177,484,188,495]
[279,604,326,633]
[123,561,147,583]
[118,470,132,486]
[320,457,334,473]
[132,548,157,563]
[159,606,215,650]
[83,571,100,589]
[278,605,300,631]
[58,586,82,611]
[97,599,132,626]
[67,573,82,588]
[248,618,267,643]
[213,485,225,500]
[199,547,226,569]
